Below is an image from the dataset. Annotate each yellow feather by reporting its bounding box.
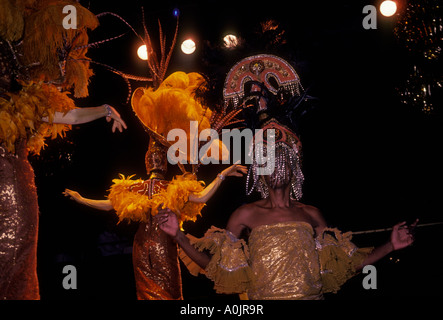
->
[0,81,76,154]
[131,72,213,162]
[107,173,206,224]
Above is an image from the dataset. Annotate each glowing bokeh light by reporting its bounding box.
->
[223,34,238,48]
[137,44,148,60]
[380,0,397,17]
[181,39,196,54]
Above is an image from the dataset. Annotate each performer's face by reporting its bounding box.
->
[262,149,293,190]
[263,163,292,189]
[250,83,268,112]
[145,140,167,176]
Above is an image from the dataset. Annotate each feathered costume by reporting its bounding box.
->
[108,71,214,228]
[0,0,97,299]
[0,81,76,155]
[106,71,223,300]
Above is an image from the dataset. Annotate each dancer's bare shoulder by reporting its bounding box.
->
[298,203,328,232]
[226,202,259,237]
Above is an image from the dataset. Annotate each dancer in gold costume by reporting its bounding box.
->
[156,54,417,299]
[66,147,245,300]
[65,71,247,299]
[0,0,128,299]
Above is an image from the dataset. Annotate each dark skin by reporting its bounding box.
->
[156,179,418,272]
[157,82,418,272]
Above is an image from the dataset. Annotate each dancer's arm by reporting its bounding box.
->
[156,207,211,269]
[42,104,127,132]
[188,163,247,203]
[355,219,418,271]
[63,189,113,211]
[155,202,248,269]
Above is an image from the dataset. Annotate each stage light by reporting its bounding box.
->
[137,44,148,60]
[223,34,238,48]
[173,8,180,17]
[181,39,196,54]
[380,0,397,17]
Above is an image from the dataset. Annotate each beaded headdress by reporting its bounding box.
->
[246,118,304,200]
[223,54,306,200]
[223,54,303,110]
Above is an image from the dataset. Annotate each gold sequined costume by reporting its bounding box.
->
[133,213,183,300]
[187,221,373,299]
[106,71,215,299]
[0,0,98,299]
[108,171,205,300]
[0,141,39,299]
[179,53,373,299]
[122,178,182,300]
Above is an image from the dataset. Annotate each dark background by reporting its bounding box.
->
[29,0,442,300]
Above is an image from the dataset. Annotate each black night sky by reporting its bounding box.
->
[27,0,442,301]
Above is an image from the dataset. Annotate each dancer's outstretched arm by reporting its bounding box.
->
[188,163,247,204]
[63,189,113,211]
[355,219,418,271]
[42,104,127,133]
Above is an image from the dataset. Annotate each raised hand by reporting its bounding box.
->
[103,104,128,133]
[63,188,83,203]
[221,162,248,178]
[390,219,418,251]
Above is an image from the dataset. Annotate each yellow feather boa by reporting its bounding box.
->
[108,173,206,227]
[0,81,76,154]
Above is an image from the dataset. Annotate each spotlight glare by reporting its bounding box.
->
[173,8,180,17]
[181,39,196,54]
[380,0,397,17]
[223,34,238,48]
[137,44,148,60]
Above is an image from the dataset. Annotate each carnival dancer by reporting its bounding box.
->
[65,71,247,299]
[0,0,127,299]
[155,54,418,299]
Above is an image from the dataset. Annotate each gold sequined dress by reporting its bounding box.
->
[130,179,182,300]
[0,141,39,300]
[188,221,373,300]
[107,174,205,300]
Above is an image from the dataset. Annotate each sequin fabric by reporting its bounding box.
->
[191,221,370,299]
[247,221,323,300]
[131,179,183,300]
[0,142,39,300]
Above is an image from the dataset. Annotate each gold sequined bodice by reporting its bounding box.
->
[247,221,323,300]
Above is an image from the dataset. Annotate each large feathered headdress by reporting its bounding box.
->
[222,53,314,200]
